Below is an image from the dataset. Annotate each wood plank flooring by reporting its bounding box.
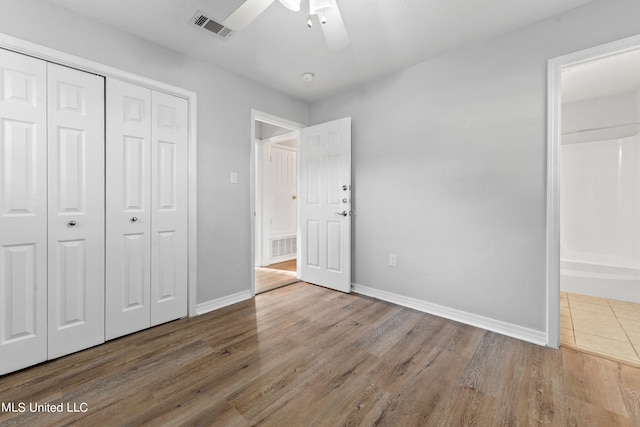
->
[255,259,298,294]
[1,282,639,426]
[266,259,296,272]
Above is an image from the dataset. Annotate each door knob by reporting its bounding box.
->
[335,211,348,217]
[68,220,77,227]
[131,217,138,222]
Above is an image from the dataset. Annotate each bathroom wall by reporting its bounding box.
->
[561,88,640,301]
[561,90,640,267]
[562,91,639,140]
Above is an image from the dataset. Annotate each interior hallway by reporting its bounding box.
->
[561,292,640,367]
[255,259,298,294]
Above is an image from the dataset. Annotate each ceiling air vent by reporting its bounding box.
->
[190,11,232,40]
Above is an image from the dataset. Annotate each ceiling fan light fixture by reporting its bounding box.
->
[278,0,301,12]
[302,72,314,82]
[309,0,331,15]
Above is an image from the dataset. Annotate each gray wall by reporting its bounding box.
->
[0,0,308,304]
[309,0,640,332]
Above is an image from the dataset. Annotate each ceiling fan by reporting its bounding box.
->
[222,0,349,50]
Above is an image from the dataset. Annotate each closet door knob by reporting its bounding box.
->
[131,217,138,222]
[68,220,77,226]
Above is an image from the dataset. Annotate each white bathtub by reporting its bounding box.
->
[561,259,640,303]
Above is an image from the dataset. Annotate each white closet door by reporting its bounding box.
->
[150,91,188,326]
[0,50,48,375]
[105,79,152,340]
[47,63,105,359]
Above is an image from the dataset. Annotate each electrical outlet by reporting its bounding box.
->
[389,253,397,267]
[230,172,238,184]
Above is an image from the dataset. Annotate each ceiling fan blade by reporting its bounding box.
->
[222,0,275,31]
[319,0,349,50]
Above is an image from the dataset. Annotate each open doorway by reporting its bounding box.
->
[548,35,640,365]
[250,111,353,295]
[251,111,304,295]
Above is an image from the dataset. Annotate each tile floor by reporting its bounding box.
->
[561,292,640,366]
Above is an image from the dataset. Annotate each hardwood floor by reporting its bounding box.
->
[1,282,639,426]
[255,259,298,294]
[266,259,296,272]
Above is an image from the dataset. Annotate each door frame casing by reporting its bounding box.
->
[546,33,640,348]
[250,109,304,295]
[0,32,199,317]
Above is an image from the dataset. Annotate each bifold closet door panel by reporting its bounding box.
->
[0,50,48,375]
[47,63,105,359]
[150,91,188,326]
[105,79,152,340]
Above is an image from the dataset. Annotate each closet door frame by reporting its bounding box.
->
[0,32,198,317]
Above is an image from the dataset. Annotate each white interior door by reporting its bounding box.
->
[47,63,105,359]
[0,49,48,375]
[268,144,297,263]
[150,91,188,326]
[105,79,152,340]
[299,117,351,292]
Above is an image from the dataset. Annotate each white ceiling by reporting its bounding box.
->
[49,0,595,102]
[562,48,640,103]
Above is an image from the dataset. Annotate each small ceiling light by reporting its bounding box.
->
[307,16,313,27]
[278,0,301,12]
[302,72,314,82]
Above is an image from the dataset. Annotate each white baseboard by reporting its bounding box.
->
[195,290,253,316]
[352,283,547,346]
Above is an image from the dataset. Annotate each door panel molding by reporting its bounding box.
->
[150,91,188,326]
[47,62,105,360]
[105,80,152,340]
